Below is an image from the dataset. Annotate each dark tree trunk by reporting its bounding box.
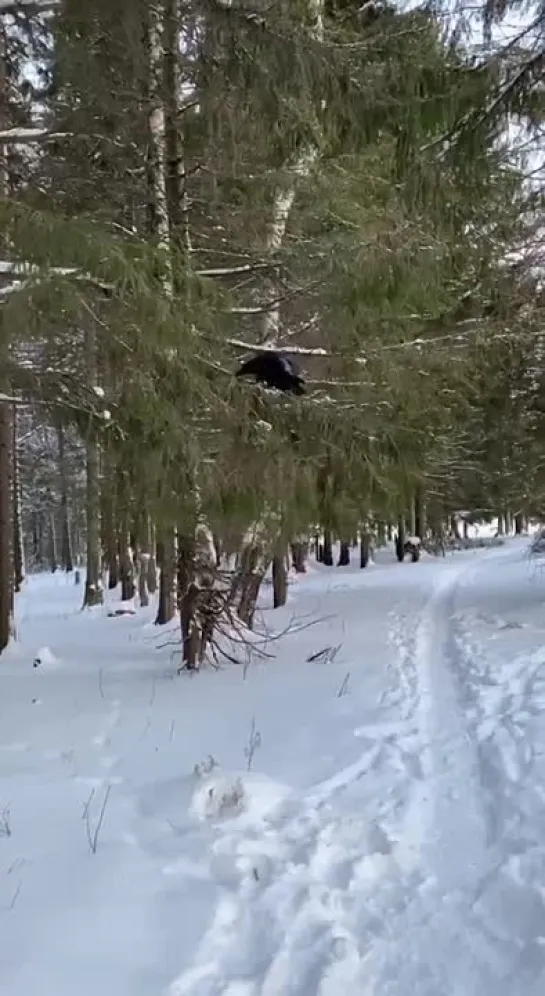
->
[48,514,58,573]
[237,543,269,630]
[178,532,198,668]
[322,530,333,567]
[138,554,150,607]
[290,540,307,573]
[83,434,103,607]
[450,514,461,539]
[337,540,350,566]
[414,488,426,540]
[82,321,104,608]
[0,401,13,653]
[360,532,371,568]
[155,531,177,625]
[57,423,73,573]
[515,513,524,535]
[101,477,118,588]
[119,531,135,602]
[272,553,288,607]
[395,518,405,563]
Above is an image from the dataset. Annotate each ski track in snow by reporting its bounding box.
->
[169,553,545,996]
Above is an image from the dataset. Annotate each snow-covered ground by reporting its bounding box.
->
[3,537,545,995]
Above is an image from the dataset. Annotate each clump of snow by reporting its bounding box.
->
[32,645,59,669]
[190,772,247,821]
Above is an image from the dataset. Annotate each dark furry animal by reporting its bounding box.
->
[235,351,306,395]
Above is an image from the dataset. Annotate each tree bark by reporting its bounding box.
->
[272,552,288,608]
[118,529,135,602]
[146,519,158,594]
[0,30,14,650]
[57,422,73,572]
[177,531,198,667]
[83,433,103,606]
[102,487,119,589]
[155,530,176,624]
[12,406,24,591]
[82,322,103,608]
[290,539,307,573]
[0,401,13,653]
[337,540,350,566]
[48,513,58,573]
[322,530,333,566]
[360,531,371,568]
[415,488,426,539]
[237,540,269,629]
[409,498,416,537]
[395,518,406,563]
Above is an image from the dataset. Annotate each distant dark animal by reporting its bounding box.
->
[235,351,306,395]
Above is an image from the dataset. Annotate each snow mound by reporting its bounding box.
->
[190,769,293,825]
[33,645,59,669]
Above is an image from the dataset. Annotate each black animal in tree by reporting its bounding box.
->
[235,351,306,396]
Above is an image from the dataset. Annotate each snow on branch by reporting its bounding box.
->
[227,336,329,358]
[195,262,271,278]
[0,0,58,11]
[0,127,68,143]
[0,260,113,299]
[225,320,536,363]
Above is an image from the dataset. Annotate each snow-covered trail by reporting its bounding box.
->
[171,545,545,996]
[3,544,545,996]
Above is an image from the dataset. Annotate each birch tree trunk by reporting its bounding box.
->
[12,405,24,591]
[258,0,324,346]
[146,518,158,593]
[235,0,325,614]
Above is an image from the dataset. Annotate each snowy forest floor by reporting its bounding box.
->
[3,539,545,994]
